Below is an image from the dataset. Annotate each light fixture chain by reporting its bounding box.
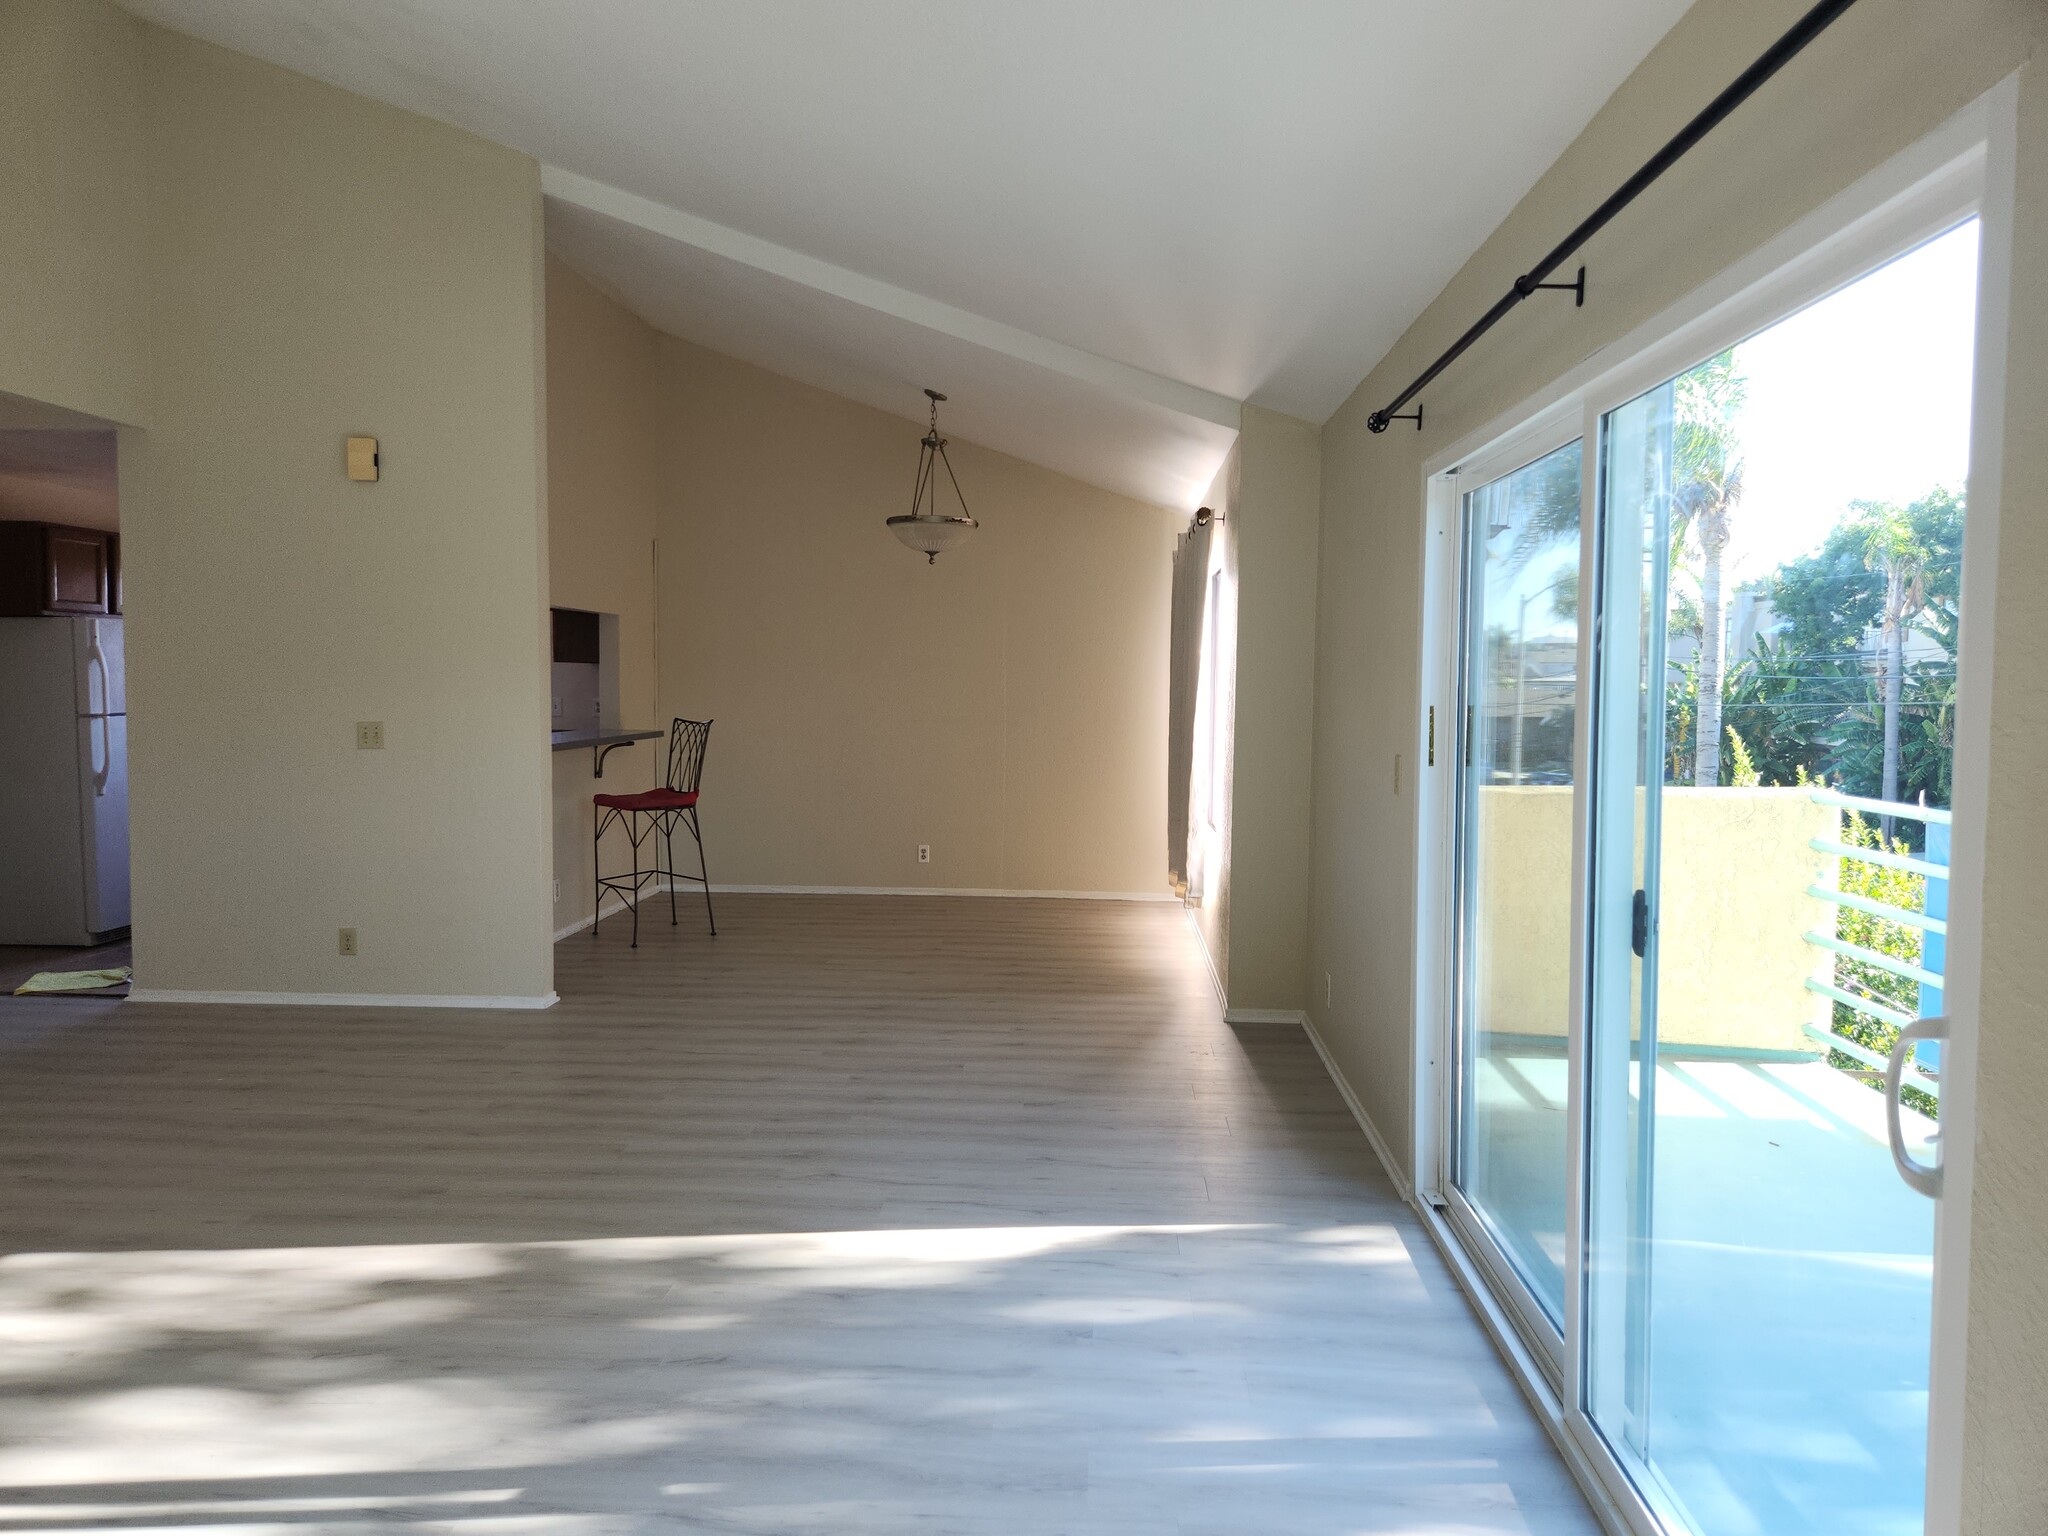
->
[937,442,971,521]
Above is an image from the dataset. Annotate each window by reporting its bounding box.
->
[1203,568,1225,829]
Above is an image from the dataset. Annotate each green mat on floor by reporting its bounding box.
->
[13,967,131,995]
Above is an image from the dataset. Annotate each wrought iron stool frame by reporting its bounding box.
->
[592,718,716,947]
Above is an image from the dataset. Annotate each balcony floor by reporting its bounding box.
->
[1472,1048,1937,1536]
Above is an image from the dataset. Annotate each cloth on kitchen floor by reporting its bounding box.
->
[12,967,131,995]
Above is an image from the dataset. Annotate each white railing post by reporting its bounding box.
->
[1799,789,1947,1101]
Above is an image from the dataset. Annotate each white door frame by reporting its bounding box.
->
[1409,75,2018,1536]
[1430,410,1587,1393]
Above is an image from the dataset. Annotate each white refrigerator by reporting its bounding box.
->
[0,615,129,945]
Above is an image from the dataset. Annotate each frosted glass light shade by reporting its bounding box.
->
[887,512,978,563]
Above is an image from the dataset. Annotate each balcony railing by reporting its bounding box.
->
[1802,788,1948,1099]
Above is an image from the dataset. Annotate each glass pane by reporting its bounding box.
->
[1454,437,1582,1326]
[1586,220,1977,1536]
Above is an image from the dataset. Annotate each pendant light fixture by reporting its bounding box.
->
[886,388,978,563]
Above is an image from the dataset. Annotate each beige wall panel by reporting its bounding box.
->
[0,0,149,426]
[1223,406,1321,1013]
[1968,39,2048,1532]
[125,28,553,999]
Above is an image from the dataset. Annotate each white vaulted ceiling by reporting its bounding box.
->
[119,0,1693,506]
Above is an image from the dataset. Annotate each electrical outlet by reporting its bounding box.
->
[553,878,562,903]
[338,927,359,956]
[1325,972,1333,1007]
[355,721,385,750]
[917,844,931,864]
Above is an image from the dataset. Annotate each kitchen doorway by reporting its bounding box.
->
[0,396,132,1001]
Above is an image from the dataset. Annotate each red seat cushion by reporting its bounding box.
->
[593,787,699,811]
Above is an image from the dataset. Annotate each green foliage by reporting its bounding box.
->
[1726,726,1759,787]
[1664,660,1696,785]
[1642,487,1970,832]
[1673,349,1748,494]
[1825,664,1956,820]
[1719,633,1857,789]
[1827,809,1937,1119]
[1772,488,1963,667]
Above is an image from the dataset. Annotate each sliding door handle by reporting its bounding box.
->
[1886,1016,1947,1198]
[1631,889,1650,958]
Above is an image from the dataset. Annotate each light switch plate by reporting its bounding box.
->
[355,721,384,750]
[345,435,379,482]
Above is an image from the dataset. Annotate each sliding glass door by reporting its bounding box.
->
[1439,210,1983,1536]
[1447,435,1582,1344]
[1581,221,1976,1536]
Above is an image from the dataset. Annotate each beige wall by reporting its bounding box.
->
[129,28,554,1001]
[1222,407,1321,1013]
[1975,46,2048,1528]
[0,0,556,1002]
[651,337,1176,896]
[1183,406,1322,1016]
[1301,0,2046,1524]
[545,258,662,935]
[0,0,148,426]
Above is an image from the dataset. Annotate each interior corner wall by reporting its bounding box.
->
[651,337,1177,897]
[1300,0,2046,1524]
[1222,406,1321,1015]
[0,0,555,1001]
[544,257,661,936]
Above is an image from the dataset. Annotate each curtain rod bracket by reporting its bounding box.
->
[1517,265,1587,307]
[1367,403,1423,434]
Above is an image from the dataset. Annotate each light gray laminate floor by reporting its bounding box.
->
[0,896,1596,1535]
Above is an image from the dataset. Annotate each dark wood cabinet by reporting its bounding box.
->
[0,521,116,617]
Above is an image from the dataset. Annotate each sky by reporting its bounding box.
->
[1722,218,1979,584]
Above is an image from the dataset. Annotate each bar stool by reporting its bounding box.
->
[592,718,716,946]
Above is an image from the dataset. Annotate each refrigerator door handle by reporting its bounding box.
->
[84,619,113,797]
[84,620,109,717]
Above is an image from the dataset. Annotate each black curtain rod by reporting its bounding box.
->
[1366,0,1862,434]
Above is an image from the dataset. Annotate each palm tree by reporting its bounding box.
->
[1670,350,1747,787]
[1859,501,1933,813]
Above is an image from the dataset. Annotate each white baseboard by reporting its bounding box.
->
[127,989,559,1010]
[1298,1010,1413,1203]
[554,883,1176,942]
[1222,1006,1306,1025]
[707,883,1179,902]
[1183,906,1226,1012]
[553,892,647,942]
